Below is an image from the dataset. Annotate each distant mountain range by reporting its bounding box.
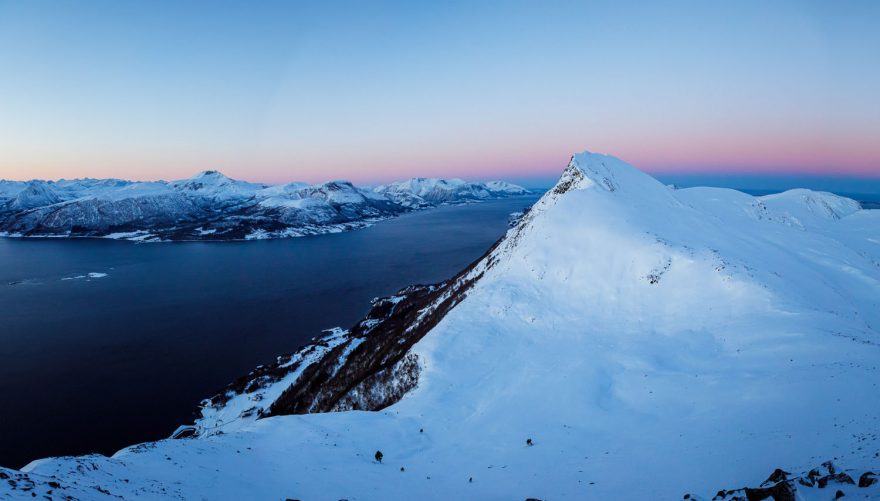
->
[0,172,529,241]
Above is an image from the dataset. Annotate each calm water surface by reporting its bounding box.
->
[0,196,538,468]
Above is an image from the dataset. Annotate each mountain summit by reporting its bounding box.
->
[2,151,877,499]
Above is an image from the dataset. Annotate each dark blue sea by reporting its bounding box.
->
[0,196,538,468]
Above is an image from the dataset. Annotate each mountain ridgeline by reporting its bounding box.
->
[0,172,529,241]
[2,151,878,500]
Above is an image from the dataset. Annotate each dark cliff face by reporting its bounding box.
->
[192,234,505,432]
[267,232,500,415]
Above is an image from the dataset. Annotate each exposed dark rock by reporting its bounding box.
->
[818,473,854,488]
[742,480,795,501]
[507,208,530,228]
[551,157,584,196]
[760,468,789,487]
[264,234,499,416]
[823,461,837,475]
[797,477,814,487]
[708,463,875,501]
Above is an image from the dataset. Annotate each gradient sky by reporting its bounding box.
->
[0,0,878,186]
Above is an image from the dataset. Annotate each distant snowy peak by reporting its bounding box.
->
[483,180,530,194]
[170,170,268,198]
[258,180,381,209]
[256,181,312,197]
[6,181,61,210]
[374,177,529,207]
[759,188,862,227]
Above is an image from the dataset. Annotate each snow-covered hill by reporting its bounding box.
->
[0,173,528,241]
[375,177,530,208]
[2,151,879,500]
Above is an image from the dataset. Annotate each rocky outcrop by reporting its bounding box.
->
[706,462,878,501]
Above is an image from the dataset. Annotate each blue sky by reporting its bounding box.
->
[0,1,878,186]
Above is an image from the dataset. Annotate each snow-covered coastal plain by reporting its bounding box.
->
[2,151,878,500]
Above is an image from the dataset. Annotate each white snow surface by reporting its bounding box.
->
[3,151,879,500]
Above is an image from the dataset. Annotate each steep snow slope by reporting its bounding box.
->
[4,181,62,211]
[2,152,878,500]
[0,173,528,241]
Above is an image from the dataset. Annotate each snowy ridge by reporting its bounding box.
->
[2,151,879,500]
[375,177,529,208]
[0,173,529,241]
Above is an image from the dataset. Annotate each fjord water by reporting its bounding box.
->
[0,196,538,468]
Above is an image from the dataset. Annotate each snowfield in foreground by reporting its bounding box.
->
[2,151,879,500]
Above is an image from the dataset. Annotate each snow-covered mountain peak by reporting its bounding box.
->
[190,169,232,180]
[483,180,530,194]
[566,150,671,196]
[760,188,862,225]
[374,176,529,208]
[6,181,62,211]
[321,180,357,190]
[173,170,230,188]
[2,151,878,499]
[170,170,267,199]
